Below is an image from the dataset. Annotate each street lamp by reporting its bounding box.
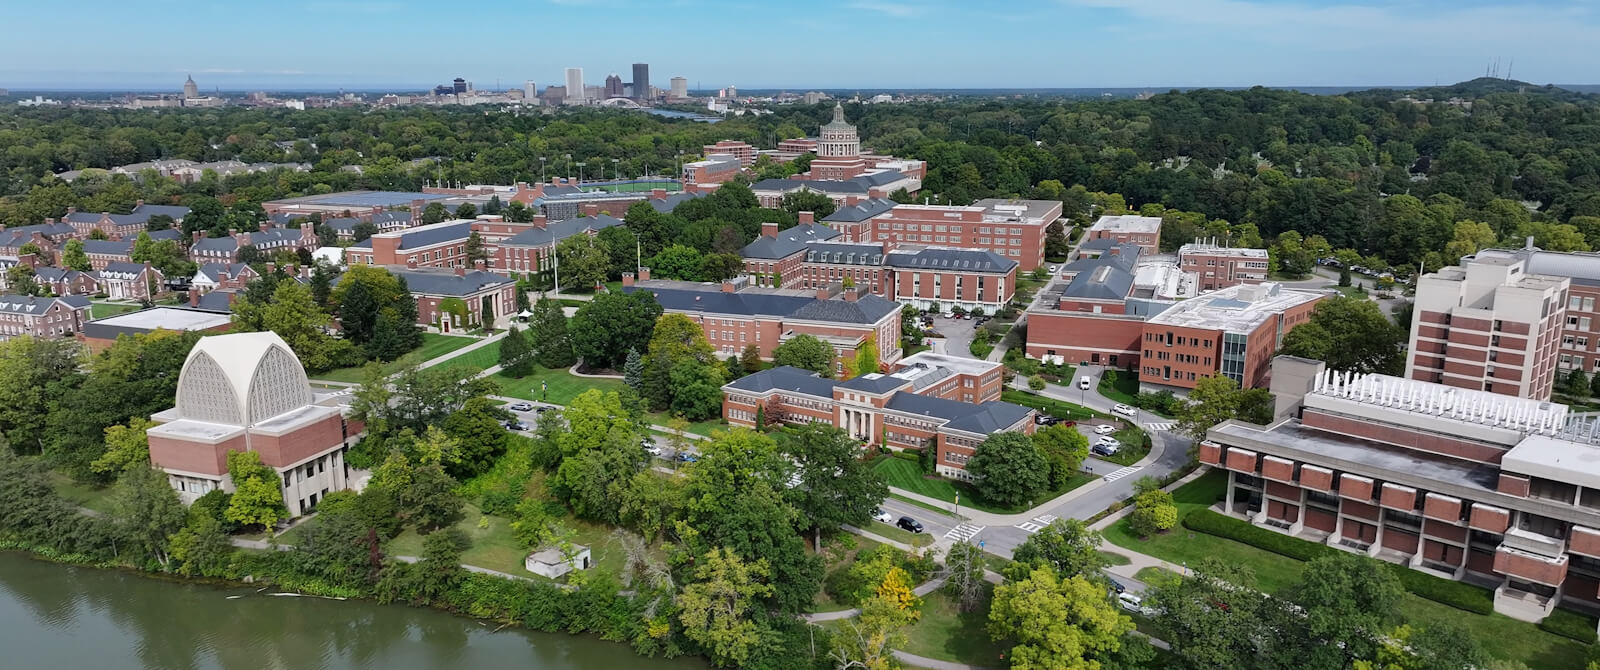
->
[612,157,620,182]
[577,162,586,185]
[539,156,546,183]
[564,153,572,182]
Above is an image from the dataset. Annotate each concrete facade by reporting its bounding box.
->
[1408,255,1567,400]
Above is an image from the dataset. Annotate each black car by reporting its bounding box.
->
[503,420,529,431]
[534,406,553,414]
[896,516,924,533]
[1108,578,1126,594]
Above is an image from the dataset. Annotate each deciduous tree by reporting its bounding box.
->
[781,423,888,549]
[967,431,1050,507]
[677,547,774,668]
[989,566,1135,670]
[772,333,834,375]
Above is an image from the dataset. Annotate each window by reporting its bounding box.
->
[1587,297,1596,312]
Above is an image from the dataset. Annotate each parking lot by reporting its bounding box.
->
[499,399,702,465]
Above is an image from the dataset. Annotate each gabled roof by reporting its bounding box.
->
[883,394,1032,434]
[389,268,514,297]
[371,220,473,251]
[83,239,134,256]
[194,263,254,283]
[838,373,910,394]
[100,261,154,276]
[804,242,883,266]
[724,365,841,398]
[195,290,235,311]
[823,198,897,223]
[501,215,624,247]
[191,236,240,253]
[750,178,869,195]
[1061,264,1134,301]
[648,192,703,213]
[8,222,76,238]
[32,267,90,282]
[787,293,899,324]
[624,284,897,325]
[884,247,1016,273]
[740,222,841,260]
[0,295,90,315]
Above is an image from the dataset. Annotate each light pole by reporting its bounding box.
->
[612,157,620,183]
[539,156,546,183]
[564,153,572,182]
[577,162,586,186]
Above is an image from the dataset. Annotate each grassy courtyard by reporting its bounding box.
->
[873,455,1092,514]
[899,586,1009,666]
[48,471,115,515]
[89,301,142,320]
[1102,469,1590,668]
[311,333,479,383]
[384,503,638,580]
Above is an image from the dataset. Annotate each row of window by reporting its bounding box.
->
[1569,295,1597,313]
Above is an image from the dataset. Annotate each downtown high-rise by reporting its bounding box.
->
[631,63,650,101]
[564,68,585,104]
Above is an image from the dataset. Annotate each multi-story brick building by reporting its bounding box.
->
[95,262,163,300]
[31,266,98,296]
[1024,247,1186,369]
[740,218,842,287]
[622,273,902,373]
[849,200,1062,271]
[146,332,364,517]
[1085,215,1162,254]
[682,154,742,192]
[721,352,1032,481]
[750,171,916,210]
[347,220,475,269]
[0,294,90,340]
[83,229,184,270]
[702,140,758,167]
[189,224,319,263]
[1139,283,1323,390]
[1471,247,1600,381]
[190,263,259,295]
[1202,354,1600,622]
[62,201,191,240]
[490,214,624,279]
[389,265,518,332]
[1179,241,1270,291]
[1408,254,1568,400]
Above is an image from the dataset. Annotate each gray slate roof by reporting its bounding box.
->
[788,293,899,324]
[751,178,868,195]
[740,223,841,260]
[0,295,90,315]
[823,198,897,223]
[191,236,240,253]
[724,365,840,398]
[885,247,1016,273]
[100,262,152,276]
[838,373,910,394]
[390,268,513,297]
[32,267,90,283]
[883,394,1033,434]
[84,239,134,256]
[804,242,883,266]
[195,291,235,311]
[1061,265,1134,301]
[501,214,624,247]
[195,263,253,283]
[648,192,703,213]
[623,284,897,324]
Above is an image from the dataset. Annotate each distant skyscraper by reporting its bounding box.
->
[670,77,688,99]
[604,74,624,99]
[452,78,467,95]
[183,75,199,99]
[524,80,537,102]
[632,63,650,102]
[565,68,586,103]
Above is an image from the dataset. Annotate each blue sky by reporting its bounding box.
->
[3,0,1598,90]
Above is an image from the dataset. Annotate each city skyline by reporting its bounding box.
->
[3,0,1600,90]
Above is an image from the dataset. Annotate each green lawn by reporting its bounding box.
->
[899,585,1010,666]
[1323,283,1370,298]
[48,472,116,515]
[1001,389,1110,421]
[1135,566,1180,584]
[867,520,934,548]
[492,366,628,406]
[1099,425,1152,466]
[1096,372,1140,408]
[312,334,479,382]
[1104,469,1590,668]
[1098,550,1132,567]
[384,504,636,580]
[89,302,141,320]
[874,456,1092,514]
[436,339,502,373]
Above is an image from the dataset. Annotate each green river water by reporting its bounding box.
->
[0,551,704,670]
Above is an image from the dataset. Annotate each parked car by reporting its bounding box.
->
[507,401,534,412]
[503,420,529,431]
[896,516,924,533]
[1118,592,1157,616]
[1091,444,1117,457]
[1094,424,1117,435]
[1034,414,1056,426]
[534,405,553,414]
[1113,403,1136,417]
[1108,578,1126,594]
[675,452,698,463]
[642,440,662,456]
[1079,376,1092,390]
[1048,265,1060,273]
[873,509,894,524]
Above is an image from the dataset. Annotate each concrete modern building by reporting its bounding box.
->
[1085,215,1162,254]
[565,68,586,104]
[1202,354,1600,622]
[524,80,538,102]
[670,77,688,100]
[146,332,364,517]
[1407,254,1568,400]
[721,352,1031,481]
[1471,246,1600,380]
[623,273,903,373]
[1179,240,1271,291]
[604,74,624,99]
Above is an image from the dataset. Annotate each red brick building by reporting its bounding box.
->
[721,352,1032,481]
[845,199,1062,272]
[702,140,758,166]
[682,154,742,192]
[147,332,363,517]
[389,265,518,332]
[1084,215,1162,254]
[1179,241,1270,291]
[1203,355,1600,622]
[1408,254,1568,400]
[1139,283,1323,391]
[0,294,90,340]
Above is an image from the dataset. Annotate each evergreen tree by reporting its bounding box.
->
[367,309,415,361]
[499,325,533,378]
[310,262,333,307]
[526,297,575,368]
[740,343,763,374]
[623,347,645,391]
[465,231,488,265]
[1565,367,1590,398]
[484,195,503,215]
[339,279,380,343]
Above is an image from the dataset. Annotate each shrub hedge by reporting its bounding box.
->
[1540,607,1600,644]
[1182,508,1493,615]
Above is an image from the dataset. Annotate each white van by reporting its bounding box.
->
[1078,376,1092,390]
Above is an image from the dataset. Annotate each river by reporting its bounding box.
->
[0,552,704,670]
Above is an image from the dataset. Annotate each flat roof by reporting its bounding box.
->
[1504,434,1600,490]
[1088,214,1162,234]
[268,190,450,207]
[1145,283,1322,332]
[91,307,232,331]
[972,198,1061,223]
[1210,419,1500,494]
[1179,242,1269,258]
[896,351,1000,377]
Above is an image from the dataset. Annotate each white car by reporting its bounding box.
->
[1094,424,1117,435]
[1118,592,1157,617]
[1079,376,1092,390]
[643,443,663,457]
[1113,403,1136,417]
[873,508,894,524]
[1048,265,1059,274]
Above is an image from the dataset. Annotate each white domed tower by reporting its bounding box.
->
[146,331,363,516]
[818,103,861,159]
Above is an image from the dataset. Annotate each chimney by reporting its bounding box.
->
[1525,236,1536,251]
[193,231,204,244]
[622,271,635,287]
[721,280,736,293]
[266,262,276,275]
[651,188,666,199]
[516,181,529,192]
[639,267,651,281]
[406,260,418,269]
[581,203,600,216]
[816,287,831,300]
[65,207,76,215]
[258,222,270,233]
[18,253,36,269]
[762,221,779,238]
[188,289,199,307]
[474,259,486,271]
[798,211,815,224]
[845,287,859,302]
[531,214,547,229]
[454,265,466,277]
[135,199,144,208]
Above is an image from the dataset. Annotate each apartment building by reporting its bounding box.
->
[1202,355,1600,622]
[1408,255,1568,400]
[721,352,1031,481]
[621,273,902,373]
[1179,240,1270,291]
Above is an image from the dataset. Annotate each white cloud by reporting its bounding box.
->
[849,1,920,18]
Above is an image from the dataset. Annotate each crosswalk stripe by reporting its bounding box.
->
[1102,466,1142,482]
[943,523,985,542]
[1015,522,1043,533]
[1033,514,1057,525]
[1144,421,1175,431]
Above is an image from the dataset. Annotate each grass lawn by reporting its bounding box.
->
[430,338,501,373]
[89,302,141,319]
[387,504,541,578]
[867,520,935,548]
[1135,566,1180,584]
[492,366,628,406]
[1099,425,1152,466]
[874,456,1092,514]
[642,411,726,437]
[900,585,1009,667]
[1322,283,1370,298]
[48,472,116,515]
[1105,469,1590,668]
[1002,389,1110,421]
[1099,550,1132,567]
[312,334,479,382]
